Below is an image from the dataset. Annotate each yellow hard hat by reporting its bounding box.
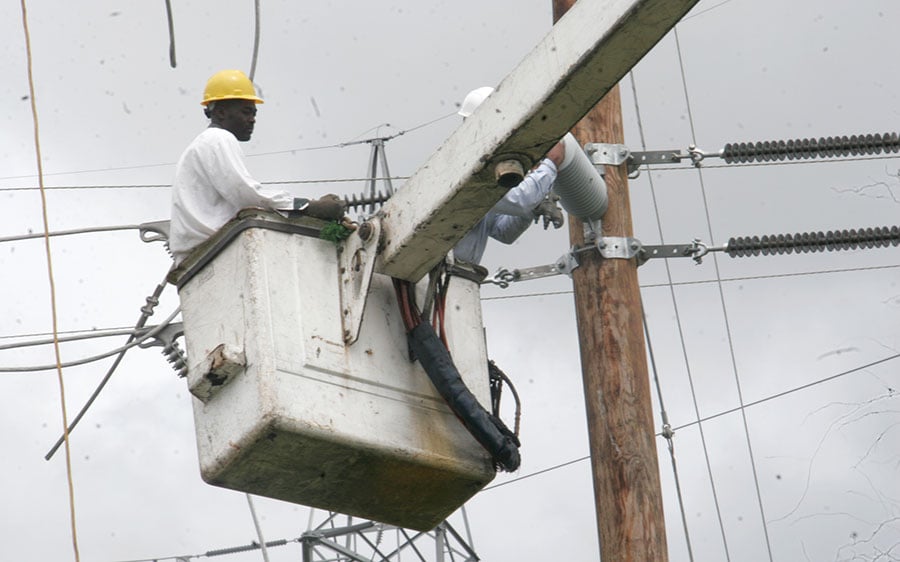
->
[201,69,264,106]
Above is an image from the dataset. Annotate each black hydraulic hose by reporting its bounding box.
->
[407,322,521,472]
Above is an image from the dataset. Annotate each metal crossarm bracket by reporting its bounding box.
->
[487,238,715,288]
[598,236,642,259]
[596,237,710,264]
[639,240,710,264]
[585,143,723,177]
[487,251,580,288]
[585,143,630,166]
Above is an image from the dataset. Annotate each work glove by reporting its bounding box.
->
[532,193,564,230]
[291,194,347,221]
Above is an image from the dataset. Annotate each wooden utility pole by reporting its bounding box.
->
[552,2,669,560]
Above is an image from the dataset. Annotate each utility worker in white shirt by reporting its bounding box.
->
[170,69,342,264]
[452,86,566,265]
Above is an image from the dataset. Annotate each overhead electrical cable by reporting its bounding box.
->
[0,325,136,343]
[0,306,180,374]
[668,352,900,433]
[481,352,900,494]
[164,0,176,67]
[674,26,774,561]
[44,277,173,460]
[0,111,456,182]
[248,0,260,81]
[0,224,143,244]
[0,327,141,352]
[644,152,900,173]
[629,70,698,562]
[19,0,80,558]
[479,262,900,304]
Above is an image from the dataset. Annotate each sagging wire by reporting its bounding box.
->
[674,25,774,561]
[164,0,176,67]
[248,0,260,81]
[0,327,140,351]
[0,224,143,244]
[0,306,180,374]
[640,299,695,562]
[488,360,521,438]
[44,279,180,461]
[0,110,457,184]
[630,65,718,561]
[20,0,80,557]
[44,273,174,460]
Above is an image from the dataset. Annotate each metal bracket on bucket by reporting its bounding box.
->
[339,218,382,345]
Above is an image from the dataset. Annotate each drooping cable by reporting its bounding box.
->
[0,327,138,351]
[674,25,774,561]
[164,0,176,67]
[0,111,456,183]
[482,351,900,493]
[0,224,143,244]
[669,352,900,434]
[630,69,703,562]
[640,299,695,562]
[1,306,180,373]
[44,275,171,460]
[19,0,80,558]
[248,0,260,81]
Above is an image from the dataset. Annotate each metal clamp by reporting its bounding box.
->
[626,145,724,178]
[585,143,630,166]
[639,239,710,265]
[598,237,712,264]
[598,237,642,259]
[487,251,580,288]
[338,218,382,344]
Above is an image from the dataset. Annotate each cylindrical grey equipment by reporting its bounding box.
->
[553,133,608,221]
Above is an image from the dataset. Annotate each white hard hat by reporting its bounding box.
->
[458,86,494,117]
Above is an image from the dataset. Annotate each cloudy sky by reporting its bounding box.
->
[1,0,898,561]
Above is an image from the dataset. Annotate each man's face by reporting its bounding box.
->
[213,99,258,142]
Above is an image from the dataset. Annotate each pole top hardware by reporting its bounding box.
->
[585,142,722,178]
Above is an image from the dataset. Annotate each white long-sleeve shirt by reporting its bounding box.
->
[169,127,294,263]
[453,158,558,264]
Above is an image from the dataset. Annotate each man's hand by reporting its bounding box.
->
[532,194,564,230]
[305,194,347,221]
[546,140,566,169]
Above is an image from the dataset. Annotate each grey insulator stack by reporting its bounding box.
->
[553,133,608,222]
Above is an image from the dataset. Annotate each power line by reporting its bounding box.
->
[0,224,142,244]
[0,176,412,193]
[0,306,180,373]
[479,262,900,301]
[642,152,900,174]
[669,352,900,433]
[0,111,456,183]
[0,262,894,346]
[674,24,773,561]
[479,352,900,493]
[630,69,697,562]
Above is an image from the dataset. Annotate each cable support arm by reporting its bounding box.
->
[585,130,900,178]
[486,225,900,287]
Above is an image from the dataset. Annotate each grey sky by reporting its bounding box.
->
[1,1,898,561]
